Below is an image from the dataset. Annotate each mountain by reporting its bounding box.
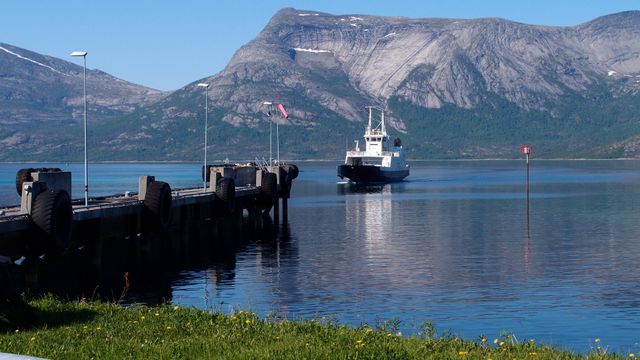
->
[0,42,165,160]
[4,10,640,161]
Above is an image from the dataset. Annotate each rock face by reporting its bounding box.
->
[4,9,640,160]
[197,9,640,124]
[154,8,640,159]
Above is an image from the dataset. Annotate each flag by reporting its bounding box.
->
[277,103,289,119]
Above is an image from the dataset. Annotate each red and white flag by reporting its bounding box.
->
[277,103,289,119]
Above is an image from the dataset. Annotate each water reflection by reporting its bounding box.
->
[23,216,295,309]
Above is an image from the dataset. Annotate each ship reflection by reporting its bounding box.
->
[337,182,406,195]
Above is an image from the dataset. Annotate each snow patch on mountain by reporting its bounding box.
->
[0,46,65,75]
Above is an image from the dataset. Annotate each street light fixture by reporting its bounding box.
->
[70,51,88,206]
[198,83,209,191]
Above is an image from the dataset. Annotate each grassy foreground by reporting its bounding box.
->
[0,297,632,359]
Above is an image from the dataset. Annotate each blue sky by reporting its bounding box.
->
[3,0,638,91]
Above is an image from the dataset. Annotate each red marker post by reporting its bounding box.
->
[520,145,532,164]
[520,145,533,221]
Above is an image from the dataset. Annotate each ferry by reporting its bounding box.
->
[337,107,410,183]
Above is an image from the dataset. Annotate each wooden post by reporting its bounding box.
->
[273,196,280,225]
[282,197,288,224]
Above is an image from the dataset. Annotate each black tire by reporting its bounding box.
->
[144,181,173,229]
[216,177,236,214]
[15,168,35,195]
[259,172,277,211]
[284,164,299,180]
[31,189,72,252]
[278,166,291,197]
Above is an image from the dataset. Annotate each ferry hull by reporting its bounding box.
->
[337,165,409,184]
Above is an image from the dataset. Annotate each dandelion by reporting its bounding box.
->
[231,316,237,321]
[629,354,635,358]
[245,319,252,325]
[155,312,160,317]
[140,316,145,320]
[499,341,505,347]
[481,337,487,343]
[595,338,601,343]
[493,339,499,344]
[166,326,172,330]
[458,351,468,355]
[355,339,365,348]
[387,333,393,337]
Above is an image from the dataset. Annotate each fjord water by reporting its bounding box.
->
[2,161,640,353]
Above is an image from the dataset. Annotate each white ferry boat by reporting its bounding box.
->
[337,107,410,183]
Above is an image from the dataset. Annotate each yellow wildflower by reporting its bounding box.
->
[30,337,36,341]
[458,351,468,355]
[245,319,252,325]
[231,316,237,321]
[529,352,538,356]
[14,329,19,333]
[155,312,160,317]
[595,338,601,343]
[355,339,365,348]
[140,316,145,320]
[387,333,393,337]
[493,338,499,344]
[366,328,373,333]
[166,326,172,330]
[629,354,635,358]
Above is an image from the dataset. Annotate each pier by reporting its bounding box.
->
[0,163,298,299]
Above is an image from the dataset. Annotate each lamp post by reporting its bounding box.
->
[198,83,209,191]
[263,101,273,165]
[70,51,88,206]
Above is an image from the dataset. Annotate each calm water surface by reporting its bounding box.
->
[2,161,640,353]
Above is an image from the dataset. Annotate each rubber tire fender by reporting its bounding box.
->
[144,181,173,229]
[15,168,35,195]
[216,177,236,214]
[259,172,277,211]
[31,189,72,252]
[284,164,299,180]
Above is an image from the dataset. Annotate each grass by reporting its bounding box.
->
[0,296,634,359]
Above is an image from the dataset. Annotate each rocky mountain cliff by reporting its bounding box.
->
[118,8,640,160]
[3,9,640,161]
